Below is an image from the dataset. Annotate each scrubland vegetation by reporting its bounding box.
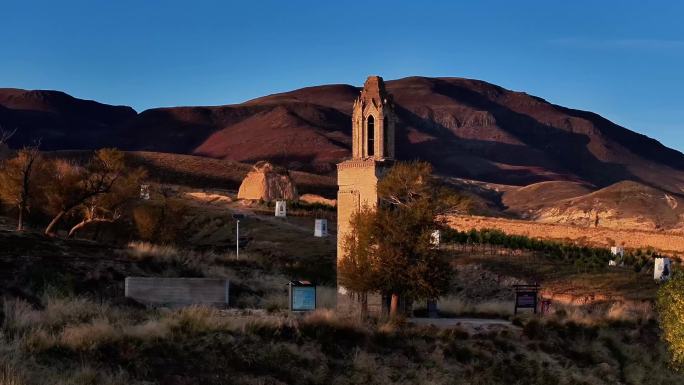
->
[443,227,666,272]
[1,295,682,385]
[2,150,684,384]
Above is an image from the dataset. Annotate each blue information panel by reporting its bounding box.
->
[292,286,316,311]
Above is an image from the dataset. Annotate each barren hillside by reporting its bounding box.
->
[3,77,684,193]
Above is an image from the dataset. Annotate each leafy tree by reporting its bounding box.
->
[0,145,48,231]
[338,206,378,315]
[67,160,146,238]
[658,273,684,368]
[43,149,144,237]
[339,161,452,317]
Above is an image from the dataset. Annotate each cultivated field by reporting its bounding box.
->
[446,215,684,255]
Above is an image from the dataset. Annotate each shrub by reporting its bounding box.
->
[657,273,684,367]
[522,319,545,339]
[132,199,187,244]
[59,319,117,351]
[0,361,25,385]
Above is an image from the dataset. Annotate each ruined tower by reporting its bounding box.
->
[336,76,396,313]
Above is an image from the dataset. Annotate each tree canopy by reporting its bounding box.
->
[339,161,452,316]
[658,273,684,368]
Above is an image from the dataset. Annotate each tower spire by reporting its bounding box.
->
[351,76,395,160]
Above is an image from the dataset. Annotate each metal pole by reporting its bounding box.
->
[236,219,240,260]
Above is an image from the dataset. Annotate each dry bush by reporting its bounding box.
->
[122,319,169,341]
[2,299,39,334]
[59,319,117,351]
[131,203,161,241]
[21,328,57,353]
[2,296,123,333]
[126,241,180,261]
[438,297,513,317]
[42,365,132,385]
[606,300,654,321]
[0,361,25,385]
[164,305,227,334]
[3,296,130,353]
[132,199,187,243]
[550,300,655,325]
[2,296,683,385]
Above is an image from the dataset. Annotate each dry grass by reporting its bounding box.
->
[438,297,514,317]
[0,362,24,385]
[3,296,121,334]
[59,319,117,350]
[1,294,683,385]
[124,151,336,197]
[126,241,180,261]
[547,299,655,325]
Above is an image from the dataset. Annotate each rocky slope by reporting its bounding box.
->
[502,180,684,231]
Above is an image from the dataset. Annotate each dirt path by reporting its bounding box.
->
[409,317,514,330]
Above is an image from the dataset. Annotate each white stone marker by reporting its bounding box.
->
[610,246,624,257]
[275,200,287,217]
[140,184,150,200]
[430,230,440,247]
[655,257,672,282]
[314,219,328,237]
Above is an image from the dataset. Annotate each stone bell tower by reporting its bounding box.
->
[337,75,396,314]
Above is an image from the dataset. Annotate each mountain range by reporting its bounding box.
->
[2,76,684,229]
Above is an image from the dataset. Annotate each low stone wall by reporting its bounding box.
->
[125,277,230,307]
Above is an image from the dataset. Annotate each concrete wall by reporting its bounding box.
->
[125,277,229,307]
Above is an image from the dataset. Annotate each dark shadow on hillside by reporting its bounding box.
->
[393,80,643,188]
[557,105,684,171]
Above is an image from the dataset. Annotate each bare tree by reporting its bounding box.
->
[0,142,44,231]
[0,126,17,145]
[67,205,122,238]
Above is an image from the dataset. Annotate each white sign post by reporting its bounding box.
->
[314,219,328,237]
[655,257,672,282]
[232,213,245,260]
[275,200,287,217]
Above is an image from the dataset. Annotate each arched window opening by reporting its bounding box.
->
[383,115,389,157]
[367,115,375,157]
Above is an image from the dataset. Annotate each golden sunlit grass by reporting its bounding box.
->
[1,295,682,385]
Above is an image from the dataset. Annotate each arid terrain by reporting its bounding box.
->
[446,214,684,255]
[5,76,684,231]
[3,77,684,384]
[4,76,684,190]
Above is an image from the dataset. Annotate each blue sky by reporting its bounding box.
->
[2,1,683,151]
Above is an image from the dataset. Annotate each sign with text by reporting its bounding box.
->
[289,281,316,311]
[513,284,540,314]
